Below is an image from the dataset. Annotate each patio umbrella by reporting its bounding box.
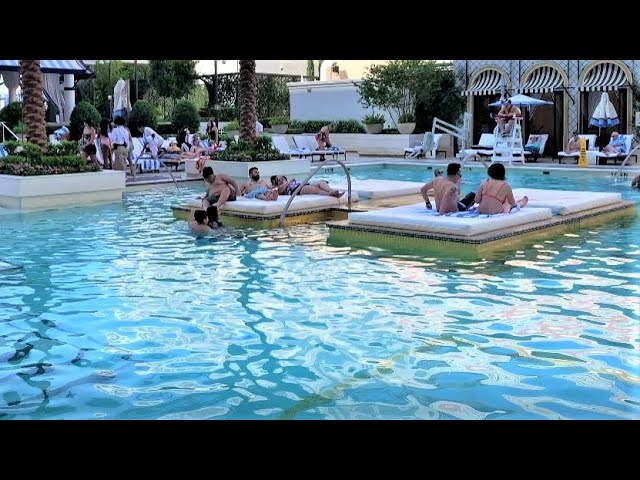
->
[489,94,554,108]
[589,92,619,134]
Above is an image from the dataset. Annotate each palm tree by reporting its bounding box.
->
[20,60,47,149]
[238,60,257,143]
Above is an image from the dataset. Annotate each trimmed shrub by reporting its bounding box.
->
[333,120,365,134]
[128,100,157,132]
[0,101,23,129]
[156,122,176,137]
[171,100,199,132]
[0,155,99,176]
[69,101,101,141]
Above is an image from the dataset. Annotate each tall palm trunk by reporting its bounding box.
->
[20,60,47,149]
[238,60,257,143]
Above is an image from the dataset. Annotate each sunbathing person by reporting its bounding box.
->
[188,209,212,234]
[271,175,344,197]
[202,166,240,210]
[565,131,581,154]
[475,163,528,214]
[420,162,475,214]
[602,131,626,155]
[241,167,279,201]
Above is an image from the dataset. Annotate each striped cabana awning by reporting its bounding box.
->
[520,66,564,93]
[0,60,90,75]
[580,63,629,91]
[463,70,505,96]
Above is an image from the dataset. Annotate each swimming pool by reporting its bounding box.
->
[0,167,638,419]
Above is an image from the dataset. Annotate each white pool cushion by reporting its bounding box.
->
[330,179,424,199]
[187,192,358,215]
[348,202,552,236]
[511,188,622,215]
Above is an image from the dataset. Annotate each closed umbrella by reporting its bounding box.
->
[589,92,619,134]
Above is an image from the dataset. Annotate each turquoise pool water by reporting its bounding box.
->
[0,167,638,419]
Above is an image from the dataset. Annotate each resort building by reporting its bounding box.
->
[454,60,639,154]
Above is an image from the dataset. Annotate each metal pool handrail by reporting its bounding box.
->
[278,158,352,228]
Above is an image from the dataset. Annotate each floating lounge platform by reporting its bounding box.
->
[172,192,360,227]
[327,189,636,258]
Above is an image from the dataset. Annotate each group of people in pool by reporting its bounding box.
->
[421,162,528,215]
[188,166,344,234]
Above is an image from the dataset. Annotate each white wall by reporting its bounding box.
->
[289,80,395,127]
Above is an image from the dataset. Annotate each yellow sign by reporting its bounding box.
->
[578,137,588,167]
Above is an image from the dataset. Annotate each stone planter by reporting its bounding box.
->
[397,122,416,134]
[271,124,289,134]
[364,123,384,134]
[185,158,311,181]
[0,170,125,210]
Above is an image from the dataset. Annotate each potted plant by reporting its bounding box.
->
[362,113,385,134]
[270,116,290,134]
[397,112,416,134]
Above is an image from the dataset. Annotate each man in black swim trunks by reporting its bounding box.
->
[202,166,241,210]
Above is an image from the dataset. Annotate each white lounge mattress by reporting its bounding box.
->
[511,188,622,215]
[330,179,423,199]
[348,202,552,236]
[187,192,358,215]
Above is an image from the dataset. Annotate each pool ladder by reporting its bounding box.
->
[612,142,640,183]
[279,158,353,227]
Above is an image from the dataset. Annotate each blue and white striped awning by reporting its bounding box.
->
[463,69,505,96]
[520,66,564,93]
[580,63,630,91]
[0,60,90,74]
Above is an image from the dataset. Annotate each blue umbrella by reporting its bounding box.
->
[489,94,553,107]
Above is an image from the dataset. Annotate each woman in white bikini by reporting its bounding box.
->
[475,163,528,214]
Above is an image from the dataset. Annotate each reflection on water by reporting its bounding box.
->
[0,170,638,419]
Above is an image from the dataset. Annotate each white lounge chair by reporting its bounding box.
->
[557,134,597,164]
[403,133,443,158]
[594,134,635,165]
[272,136,312,158]
[523,133,549,162]
[461,133,495,162]
[297,135,347,162]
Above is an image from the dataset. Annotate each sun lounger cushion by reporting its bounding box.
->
[187,192,358,215]
[512,188,622,215]
[330,179,423,199]
[348,202,552,236]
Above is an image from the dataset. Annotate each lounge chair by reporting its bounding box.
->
[131,137,161,172]
[557,135,597,164]
[594,134,636,165]
[523,133,549,163]
[461,133,495,162]
[403,133,443,158]
[296,135,347,162]
[272,135,312,158]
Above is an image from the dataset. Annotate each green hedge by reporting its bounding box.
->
[0,155,100,176]
[287,119,365,134]
[69,101,101,141]
[218,135,289,162]
[0,102,23,129]
[171,100,199,132]
[128,100,157,132]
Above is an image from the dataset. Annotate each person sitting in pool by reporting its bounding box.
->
[475,163,529,214]
[188,209,212,234]
[241,167,279,201]
[420,162,475,214]
[271,175,344,197]
[202,166,240,210]
[632,174,640,189]
[206,206,223,228]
